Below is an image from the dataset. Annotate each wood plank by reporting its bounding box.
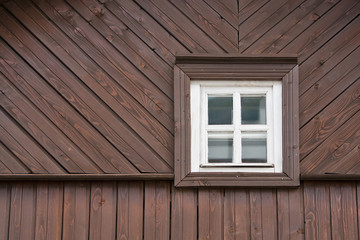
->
[1,78,90,173]
[239,0,304,52]
[260,0,340,54]
[30,0,175,135]
[64,0,173,91]
[0,111,61,173]
[244,0,326,54]
[277,189,291,240]
[9,183,23,240]
[0,125,45,173]
[62,182,90,240]
[300,49,360,127]
[281,0,359,63]
[304,182,331,240]
[261,190,277,240]
[78,0,173,82]
[209,189,223,240]
[170,0,238,48]
[60,0,175,144]
[0,40,123,173]
[0,160,11,174]
[249,190,262,240]
[224,189,235,240]
[205,0,237,28]
[16,0,174,133]
[171,187,197,240]
[304,182,316,240]
[0,127,29,173]
[0,183,10,240]
[132,0,222,53]
[144,181,170,240]
[105,0,187,61]
[0,24,139,173]
[300,77,360,159]
[148,0,234,52]
[288,187,305,240]
[46,0,173,100]
[238,0,269,27]
[18,183,36,240]
[117,182,144,240]
[9,0,172,172]
[234,189,250,239]
[89,182,117,240]
[144,182,156,240]
[299,20,360,94]
[198,189,210,240]
[27,1,174,167]
[117,182,130,239]
[277,188,305,240]
[155,181,171,240]
[301,111,360,176]
[315,183,331,240]
[98,0,177,66]
[35,183,48,240]
[238,0,293,45]
[330,182,359,240]
[46,182,63,240]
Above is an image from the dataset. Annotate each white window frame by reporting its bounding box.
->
[190,80,282,173]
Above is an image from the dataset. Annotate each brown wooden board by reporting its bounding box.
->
[0,0,358,180]
[1,181,360,238]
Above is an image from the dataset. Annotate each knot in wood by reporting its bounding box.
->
[312,13,320,21]
[94,8,105,17]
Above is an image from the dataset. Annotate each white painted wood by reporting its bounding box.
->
[190,80,282,173]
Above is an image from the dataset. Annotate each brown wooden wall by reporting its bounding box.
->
[0,180,359,240]
[0,0,359,178]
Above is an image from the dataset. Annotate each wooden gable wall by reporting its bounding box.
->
[0,0,359,178]
[0,1,360,239]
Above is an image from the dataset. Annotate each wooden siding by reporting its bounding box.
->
[0,0,359,177]
[0,180,360,240]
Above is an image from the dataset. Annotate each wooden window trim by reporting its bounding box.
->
[174,55,300,187]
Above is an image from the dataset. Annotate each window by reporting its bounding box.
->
[174,55,299,187]
[191,81,282,173]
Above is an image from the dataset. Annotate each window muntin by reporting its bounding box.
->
[191,81,282,173]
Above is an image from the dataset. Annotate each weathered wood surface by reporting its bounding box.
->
[0,0,359,178]
[0,181,360,239]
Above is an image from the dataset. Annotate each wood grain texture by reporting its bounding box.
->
[1,181,360,239]
[0,0,357,179]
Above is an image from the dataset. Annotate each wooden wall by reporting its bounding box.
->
[0,180,359,240]
[0,0,359,178]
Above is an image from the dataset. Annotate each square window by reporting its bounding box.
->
[191,81,281,173]
[174,55,299,187]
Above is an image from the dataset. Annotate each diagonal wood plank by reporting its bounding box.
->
[206,0,237,28]
[133,0,225,53]
[9,0,172,171]
[301,110,360,175]
[170,0,238,49]
[0,111,64,174]
[300,78,360,160]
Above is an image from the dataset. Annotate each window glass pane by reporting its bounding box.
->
[241,96,266,124]
[242,138,267,163]
[208,96,233,125]
[208,138,233,163]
